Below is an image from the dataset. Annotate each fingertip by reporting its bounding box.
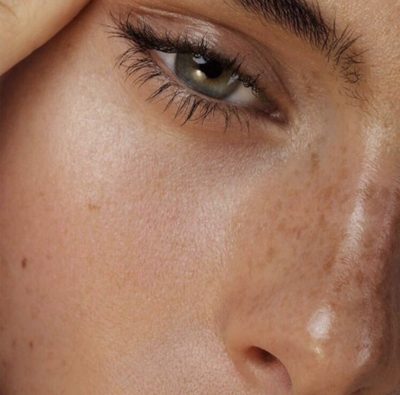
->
[0,0,91,75]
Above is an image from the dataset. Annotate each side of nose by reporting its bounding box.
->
[285,178,400,394]
[280,181,399,394]
[225,141,400,394]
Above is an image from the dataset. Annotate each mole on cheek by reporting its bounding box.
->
[21,258,27,269]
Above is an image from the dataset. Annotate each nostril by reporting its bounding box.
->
[247,346,278,365]
[245,347,292,391]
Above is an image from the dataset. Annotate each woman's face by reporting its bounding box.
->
[0,0,399,393]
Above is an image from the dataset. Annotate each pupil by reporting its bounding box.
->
[193,55,224,79]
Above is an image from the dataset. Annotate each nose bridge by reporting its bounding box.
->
[331,126,400,332]
[335,128,400,281]
[296,129,400,393]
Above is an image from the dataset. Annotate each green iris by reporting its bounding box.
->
[175,53,241,100]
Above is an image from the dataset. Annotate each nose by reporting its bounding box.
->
[225,133,400,394]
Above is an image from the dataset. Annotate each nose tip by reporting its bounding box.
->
[260,294,400,395]
[251,324,386,395]
[230,300,398,394]
[290,319,383,394]
[236,317,397,395]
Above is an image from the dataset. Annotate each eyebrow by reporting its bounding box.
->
[231,0,364,86]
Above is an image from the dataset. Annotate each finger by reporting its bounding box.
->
[0,0,90,75]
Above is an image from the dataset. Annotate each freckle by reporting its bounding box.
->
[318,213,327,230]
[333,281,345,293]
[31,308,39,320]
[339,191,351,205]
[88,203,101,212]
[320,186,335,202]
[29,341,34,350]
[338,165,349,179]
[356,270,365,287]
[288,189,300,199]
[323,256,335,273]
[295,226,304,240]
[21,258,27,269]
[267,247,277,260]
[311,152,320,174]
[275,200,283,211]
[277,221,287,232]
[363,184,376,200]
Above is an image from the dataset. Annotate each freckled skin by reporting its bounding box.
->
[0,0,400,394]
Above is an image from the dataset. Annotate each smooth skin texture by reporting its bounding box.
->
[0,0,399,394]
[0,0,90,74]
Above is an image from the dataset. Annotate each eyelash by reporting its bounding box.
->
[110,14,279,131]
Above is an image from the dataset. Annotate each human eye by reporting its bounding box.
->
[109,8,291,135]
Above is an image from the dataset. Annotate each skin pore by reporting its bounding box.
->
[0,0,400,393]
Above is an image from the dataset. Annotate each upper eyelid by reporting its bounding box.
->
[111,14,248,74]
[109,8,283,78]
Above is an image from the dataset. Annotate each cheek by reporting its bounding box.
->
[0,5,280,383]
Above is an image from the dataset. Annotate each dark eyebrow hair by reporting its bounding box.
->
[231,0,365,86]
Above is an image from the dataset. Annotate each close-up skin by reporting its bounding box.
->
[0,0,400,394]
